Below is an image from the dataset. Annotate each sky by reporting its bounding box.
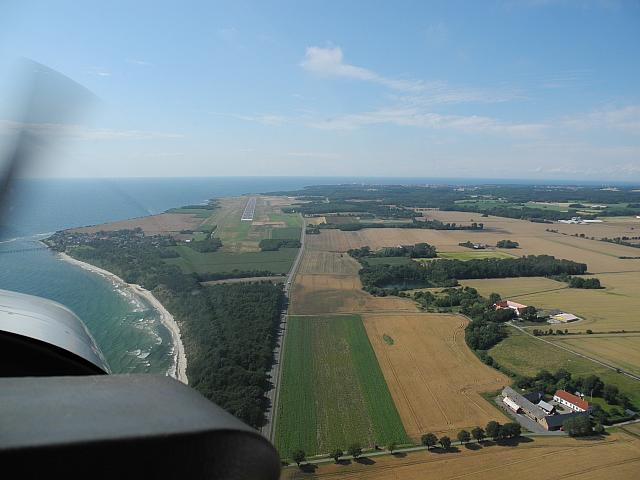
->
[0,0,639,181]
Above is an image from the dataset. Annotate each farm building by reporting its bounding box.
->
[538,400,556,414]
[501,387,589,431]
[495,300,528,316]
[553,390,591,412]
[550,313,580,323]
[502,386,547,423]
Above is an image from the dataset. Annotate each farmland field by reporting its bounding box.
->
[435,250,518,260]
[298,250,361,275]
[363,313,509,440]
[274,315,408,456]
[165,245,298,275]
[463,271,640,332]
[548,333,640,377]
[364,256,415,265]
[290,274,416,315]
[489,328,640,405]
[461,276,567,298]
[281,431,640,479]
[71,212,204,236]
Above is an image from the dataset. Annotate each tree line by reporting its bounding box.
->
[359,255,587,293]
[348,243,437,260]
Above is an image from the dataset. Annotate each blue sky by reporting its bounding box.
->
[0,0,639,180]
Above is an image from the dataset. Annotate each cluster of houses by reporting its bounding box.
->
[501,386,590,431]
[494,300,581,324]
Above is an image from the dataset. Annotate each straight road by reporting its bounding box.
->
[260,217,306,441]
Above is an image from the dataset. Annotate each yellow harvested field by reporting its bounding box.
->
[363,313,509,440]
[462,277,568,298]
[465,271,640,332]
[549,333,640,376]
[290,274,416,315]
[71,212,203,236]
[281,432,640,479]
[305,219,640,274]
[298,251,361,275]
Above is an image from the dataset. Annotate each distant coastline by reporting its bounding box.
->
[58,252,188,384]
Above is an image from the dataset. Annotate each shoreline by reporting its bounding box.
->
[58,252,188,384]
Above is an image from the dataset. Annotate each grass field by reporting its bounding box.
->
[489,328,640,405]
[548,333,640,377]
[275,315,409,457]
[166,207,213,218]
[363,313,509,440]
[271,227,302,240]
[280,431,640,479]
[165,245,298,274]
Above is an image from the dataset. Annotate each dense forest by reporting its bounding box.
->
[320,219,484,231]
[158,282,283,427]
[45,229,283,428]
[358,255,587,293]
[348,243,437,259]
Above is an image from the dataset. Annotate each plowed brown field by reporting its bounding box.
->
[363,313,509,440]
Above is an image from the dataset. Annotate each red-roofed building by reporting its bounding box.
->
[494,300,528,316]
[553,390,590,412]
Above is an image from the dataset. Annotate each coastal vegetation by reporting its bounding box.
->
[45,228,284,428]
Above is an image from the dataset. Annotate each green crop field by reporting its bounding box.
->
[270,227,301,240]
[165,245,298,274]
[275,315,408,457]
[166,207,213,218]
[489,328,640,406]
[269,213,303,228]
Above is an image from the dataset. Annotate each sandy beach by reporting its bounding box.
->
[58,252,188,384]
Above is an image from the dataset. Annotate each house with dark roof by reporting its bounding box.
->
[502,386,590,431]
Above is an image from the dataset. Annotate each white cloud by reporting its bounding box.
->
[285,151,342,160]
[300,46,424,92]
[300,46,524,103]
[564,105,640,134]
[307,107,545,136]
[230,114,286,126]
[85,66,111,77]
[127,59,153,67]
[0,120,183,140]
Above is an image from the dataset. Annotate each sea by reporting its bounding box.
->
[1,176,628,374]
